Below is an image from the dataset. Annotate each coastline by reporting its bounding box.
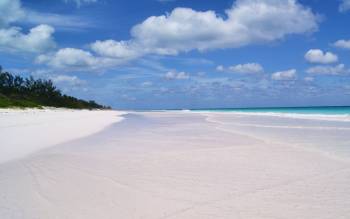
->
[188,107,350,122]
[1,110,350,218]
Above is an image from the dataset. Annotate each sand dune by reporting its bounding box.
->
[0,111,350,218]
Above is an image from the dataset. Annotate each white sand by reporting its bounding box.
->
[0,111,350,218]
[0,108,125,163]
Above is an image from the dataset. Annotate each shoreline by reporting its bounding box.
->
[189,110,350,122]
[141,109,350,122]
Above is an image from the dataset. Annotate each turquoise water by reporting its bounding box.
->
[191,106,350,115]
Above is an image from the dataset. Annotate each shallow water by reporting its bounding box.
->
[204,112,350,161]
[191,106,350,115]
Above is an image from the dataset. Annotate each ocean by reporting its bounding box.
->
[190,106,350,115]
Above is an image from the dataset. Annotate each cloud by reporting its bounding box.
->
[216,65,225,72]
[36,48,121,71]
[30,69,87,91]
[157,0,177,2]
[304,49,338,64]
[164,71,190,80]
[306,64,350,75]
[63,0,98,7]
[36,48,98,68]
[133,0,318,54]
[0,0,24,28]
[333,39,350,49]
[0,24,56,53]
[339,0,350,12]
[0,0,56,53]
[91,0,319,60]
[304,76,314,82]
[90,40,140,59]
[24,11,94,31]
[271,69,297,80]
[217,63,264,74]
[0,0,93,31]
[50,75,86,86]
[141,81,153,87]
[35,0,319,72]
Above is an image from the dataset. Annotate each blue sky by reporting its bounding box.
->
[1,0,350,109]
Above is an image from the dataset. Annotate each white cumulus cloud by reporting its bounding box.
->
[0,0,56,53]
[35,0,320,72]
[36,48,121,71]
[304,49,338,64]
[91,40,139,59]
[271,69,297,81]
[0,24,56,53]
[132,0,318,54]
[334,39,350,49]
[90,0,319,60]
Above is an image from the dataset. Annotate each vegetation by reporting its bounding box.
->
[0,66,110,109]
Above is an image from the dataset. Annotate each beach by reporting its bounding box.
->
[1,110,350,218]
[0,108,125,164]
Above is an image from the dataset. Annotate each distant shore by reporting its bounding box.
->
[1,110,350,218]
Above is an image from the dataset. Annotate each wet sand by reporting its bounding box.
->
[1,111,349,218]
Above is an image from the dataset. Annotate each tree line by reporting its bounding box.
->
[0,66,110,109]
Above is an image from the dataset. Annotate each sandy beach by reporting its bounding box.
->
[0,109,125,164]
[1,110,350,218]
